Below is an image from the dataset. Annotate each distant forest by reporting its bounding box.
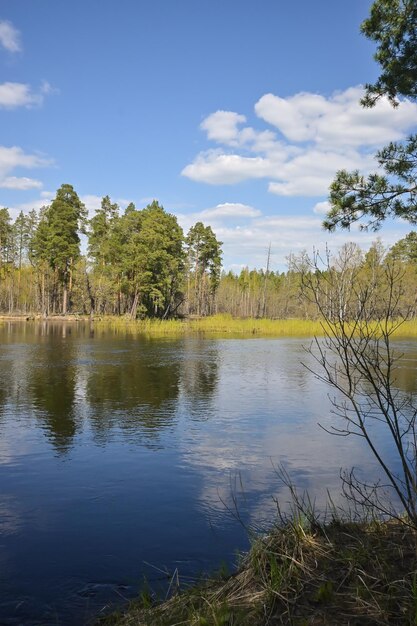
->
[1,183,417,319]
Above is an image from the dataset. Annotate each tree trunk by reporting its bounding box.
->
[62,284,67,315]
[130,290,139,319]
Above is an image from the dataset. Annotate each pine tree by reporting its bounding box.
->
[186,222,222,316]
[32,185,86,315]
[324,0,417,232]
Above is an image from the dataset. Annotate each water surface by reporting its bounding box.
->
[0,322,413,625]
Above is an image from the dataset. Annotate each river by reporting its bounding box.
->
[0,321,415,625]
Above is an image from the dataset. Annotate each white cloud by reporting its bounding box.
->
[0,81,55,109]
[8,190,55,216]
[0,146,51,173]
[0,20,21,53]
[200,202,261,219]
[313,200,331,215]
[201,111,247,146]
[182,86,417,197]
[214,217,411,271]
[0,146,52,194]
[0,176,42,190]
[268,148,376,196]
[255,86,417,147]
[182,150,283,185]
[80,194,103,218]
[175,199,411,271]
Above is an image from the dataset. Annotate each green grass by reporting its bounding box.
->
[93,314,325,337]
[93,314,417,339]
[98,516,417,626]
[5,313,417,339]
[91,314,417,338]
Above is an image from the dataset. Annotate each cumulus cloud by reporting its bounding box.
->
[255,86,417,147]
[268,147,376,196]
[0,81,55,109]
[182,150,283,184]
[200,202,261,219]
[0,146,50,173]
[201,111,247,145]
[0,145,52,192]
[175,200,411,271]
[182,86,417,197]
[0,20,21,53]
[0,176,42,190]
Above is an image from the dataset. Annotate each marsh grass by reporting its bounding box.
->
[4,314,417,339]
[93,314,325,337]
[99,515,417,626]
[90,315,417,338]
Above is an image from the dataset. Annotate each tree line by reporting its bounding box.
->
[1,183,417,319]
[0,184,222,317]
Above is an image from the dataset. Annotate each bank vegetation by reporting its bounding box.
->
[2,186,417,325]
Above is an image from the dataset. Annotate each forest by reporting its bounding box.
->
[1,182,417,320]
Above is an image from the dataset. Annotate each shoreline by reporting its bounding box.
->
[2,314,417,338]
[99,516,417,626]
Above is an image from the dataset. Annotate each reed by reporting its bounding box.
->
[93,314,325,337]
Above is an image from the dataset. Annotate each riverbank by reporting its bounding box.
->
[0,313,324,335]
[100,516,417,625]
[2,313,417,338]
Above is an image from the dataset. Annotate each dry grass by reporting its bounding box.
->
[98,517,417,626]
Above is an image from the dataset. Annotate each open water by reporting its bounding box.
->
[0,321,416,624]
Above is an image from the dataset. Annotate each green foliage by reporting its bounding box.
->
[361,0,417,106]
[0,208,13,273]
[118,201,185,318]
[325,1,417,232]
[186,221,223,316]
[88,195,119,267]
[30,184,87,314]
[323,135,417,231]
[325,137,417,231]
[46,184,87,274]
[388,231,417,263]
[6,183,417,321]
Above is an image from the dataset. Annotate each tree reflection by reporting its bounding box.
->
[86,338,183,445]
[179,337,219,421]
[29,324,78,454]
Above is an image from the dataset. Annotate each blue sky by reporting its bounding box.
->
[0,1,415,271]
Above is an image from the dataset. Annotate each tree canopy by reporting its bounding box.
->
[361,0,417,107]
[324,0,417,232]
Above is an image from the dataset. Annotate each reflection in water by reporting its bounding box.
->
[29,334,78,454]
[179,336,219,421]
[86,339,184,445]
[0,322,416,626]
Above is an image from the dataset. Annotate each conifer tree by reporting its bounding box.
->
[32,185,86,315]
[324,0,417,232]
[186,222,222,316]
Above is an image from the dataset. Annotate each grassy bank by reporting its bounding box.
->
[4,313,417,338]
[93,315,325,337]
[100,516,417,626]
[93,314,417,338]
